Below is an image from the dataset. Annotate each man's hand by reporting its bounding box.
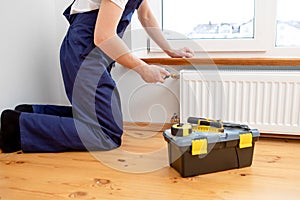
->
[134,65,171,83]
[165,47,195,58]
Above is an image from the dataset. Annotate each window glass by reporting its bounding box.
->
[162,0,255,39]
[276,0,300,47]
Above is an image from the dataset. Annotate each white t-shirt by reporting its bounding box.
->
[71,0,128,14]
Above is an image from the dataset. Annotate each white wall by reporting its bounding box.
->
[111,65,180,124]
[0,0,72,112]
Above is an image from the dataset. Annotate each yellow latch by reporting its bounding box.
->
[239,133,253,149]
[191,139,208,155]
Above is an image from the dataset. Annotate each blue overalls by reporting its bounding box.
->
[19,0,144,152]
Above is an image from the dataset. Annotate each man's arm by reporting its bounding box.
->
[94,0,169,83]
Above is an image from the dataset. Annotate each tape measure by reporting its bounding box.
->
[171,123,193,137]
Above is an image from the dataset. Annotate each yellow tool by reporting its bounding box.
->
[171,117,224,137]
[187,117,224,133]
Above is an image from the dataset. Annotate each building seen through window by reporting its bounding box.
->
[162,0,255,39]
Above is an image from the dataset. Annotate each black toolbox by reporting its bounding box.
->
[163,123,260,177]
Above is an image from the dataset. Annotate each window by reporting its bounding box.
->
[145,0,300,56]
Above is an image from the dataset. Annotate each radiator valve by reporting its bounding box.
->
[170,113,180,124]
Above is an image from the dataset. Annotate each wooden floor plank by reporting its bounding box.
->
[1,137,300,200]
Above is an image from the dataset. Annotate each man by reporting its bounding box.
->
[0,0,193,153]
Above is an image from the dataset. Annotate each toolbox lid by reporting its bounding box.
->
[163,127,260,147]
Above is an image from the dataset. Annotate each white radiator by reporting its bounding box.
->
[180,70,300,135]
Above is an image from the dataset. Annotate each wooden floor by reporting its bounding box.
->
[1,126,300,200]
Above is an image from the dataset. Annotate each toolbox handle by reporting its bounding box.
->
[222,122,250,130]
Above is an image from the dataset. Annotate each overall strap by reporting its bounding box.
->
[117,0,145,37]
[63,0,76,23]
